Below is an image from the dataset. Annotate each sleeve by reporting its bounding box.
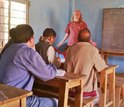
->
[1,39,14,55]
[65,23,70,34]
[64,48,73,72]
[93,48,107,72]
[47,46,61,68]
[15,48,57,81]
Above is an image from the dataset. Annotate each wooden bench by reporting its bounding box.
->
[33,85,97,107]
[69,65,117,107]
[99,65,117,107]
[0,83,32,107]
[100,50,124,107]
[80,65,117,107]
[68,96,97,107]
[33,72,84,107]
[33,85,96,107]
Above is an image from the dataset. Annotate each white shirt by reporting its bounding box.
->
[47,46,61,68]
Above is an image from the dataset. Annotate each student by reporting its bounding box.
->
[64,28,107,99]
[0,24,58,107]
[57,9,96,47]
[35,28,61,68]
[0,28,16,57]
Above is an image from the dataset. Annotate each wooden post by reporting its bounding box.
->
[58,83,69,107]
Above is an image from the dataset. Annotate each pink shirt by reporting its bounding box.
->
[65,21,87,46]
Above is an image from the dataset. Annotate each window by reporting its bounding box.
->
[0,0,29,50]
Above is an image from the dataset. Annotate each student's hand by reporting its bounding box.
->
[57,57,61,62]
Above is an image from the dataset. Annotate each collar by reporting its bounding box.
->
[77,42,91,45]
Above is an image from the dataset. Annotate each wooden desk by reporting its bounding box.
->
[100,50,124,63]
[99,65,118,107]
[0,83,32,107]
[33,72,84,107]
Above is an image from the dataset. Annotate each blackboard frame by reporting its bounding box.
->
[101,8,124,53]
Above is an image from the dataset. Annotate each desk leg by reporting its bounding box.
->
[122,87,124,103]
[75,80,83,107]
[115,87,121,107]
[99,71,107,107]
[58,83,69,107]
[109,71,115,107]
[20,97,26,107]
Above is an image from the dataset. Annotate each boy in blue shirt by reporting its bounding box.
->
[0,24,58,107]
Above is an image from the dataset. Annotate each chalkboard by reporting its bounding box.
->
[102,8,124,52]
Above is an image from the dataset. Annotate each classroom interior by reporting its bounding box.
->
[0,0,124,107]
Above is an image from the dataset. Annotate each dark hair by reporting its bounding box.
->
[9,28,16,38]
[78,28,91,42]
[43,28,56,38]
[14,24,34,43]
[39,36,43,42]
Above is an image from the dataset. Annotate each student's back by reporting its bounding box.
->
[35,40,51,64]
[0,24,58,107]
[0,44,35,90]
[65,42,106,92]
[65,28,107,94]
[35,28,61,68]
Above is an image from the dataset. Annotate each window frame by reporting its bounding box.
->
[0,0,30,49]
[8,0,29,32]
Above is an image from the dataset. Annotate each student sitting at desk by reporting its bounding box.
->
[64,28,107,100]
[0,28,16,58]
[0,24,58,107]
[35,28,61,68]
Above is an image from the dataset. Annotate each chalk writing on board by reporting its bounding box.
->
[102,8,124,52]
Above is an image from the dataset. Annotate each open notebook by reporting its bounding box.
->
[56,69,65,76]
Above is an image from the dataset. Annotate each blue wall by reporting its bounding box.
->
[75,0,124,48]
[29,0,124,73]
[29,0,70,44]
